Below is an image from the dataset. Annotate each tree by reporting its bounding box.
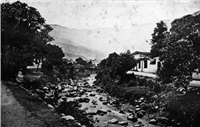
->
[150,21,168,58]
[1,1,54,79]
[95,50,136,85]
[155,11,200,93]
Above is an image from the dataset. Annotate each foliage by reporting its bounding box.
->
[150,21,168,58]
[161,89,200,127]
[95,50,137,85]
[1,1,65,80]
[151,11,200,92]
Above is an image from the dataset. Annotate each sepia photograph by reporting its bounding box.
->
[1,0,200,127]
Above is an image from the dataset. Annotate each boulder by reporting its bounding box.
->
[61,115,75,120]
[127,115,137,122]
[135,108,141,112]
[78,98,90,103]
[102,101,108,105]
[149,119,157,124]
[118,121,128,125]
[119,109,125,114]
[128,109,134,113]
[108,118,118,124]
[87,112,97,115]
[89,93,95,96]
[134,124,142,127]
[92,100,98,105]
[96,109,107,115]
[137,110,145,118]
[158,117,168,124]
[99,97,107,101]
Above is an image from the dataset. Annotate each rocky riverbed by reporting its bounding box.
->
[61,74,160,127]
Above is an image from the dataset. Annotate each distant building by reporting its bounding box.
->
[132,51,200,80]
[132,51,159,73]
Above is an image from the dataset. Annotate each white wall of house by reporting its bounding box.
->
[135,57,159,73]
[133,52,200,80]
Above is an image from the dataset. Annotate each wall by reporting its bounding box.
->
[135,57,159,73]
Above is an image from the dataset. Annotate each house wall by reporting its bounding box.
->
[135,57,159,73]
[133,53,200,79]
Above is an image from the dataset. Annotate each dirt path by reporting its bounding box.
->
[1,82,44,127]
[1,81,69,127]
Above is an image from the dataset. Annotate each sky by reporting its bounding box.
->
[2,0,200,54]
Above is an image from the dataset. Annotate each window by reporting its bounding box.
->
[150,59,156,65]
[144,60,148,68]
[138,61,141,69]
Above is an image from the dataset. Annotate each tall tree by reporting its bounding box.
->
[1,1,54,79]
[150,21,168,58]
[156,11,200,93]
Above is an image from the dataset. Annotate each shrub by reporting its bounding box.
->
[23,74,44,89]
[160,90,200,127]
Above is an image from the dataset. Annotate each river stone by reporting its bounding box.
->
[119,109,125,114]
[118,121,128,125]
[89,93,95,96]
[135,105,140,108]
[127,115,137,122]
[92,100,98,105]
[96,109,107,115]
[158,117,168,123]
[137,112,144,118]
[102,101,108,105]
[88,112,97,115]
[78,98,90,103]
[128,109,134,113]
[135,108,141,112]
[149,119,157,124]
[61,115,75,120]
[108,118,118,124]
[134,124,142,127]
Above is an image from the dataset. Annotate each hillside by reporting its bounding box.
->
[49,24,106,61]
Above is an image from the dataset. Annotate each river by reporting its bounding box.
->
[66,74,159,127]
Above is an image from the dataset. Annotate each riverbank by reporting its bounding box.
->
[1,81,65,127]
[96,75,200,127]
[1,81,89,127]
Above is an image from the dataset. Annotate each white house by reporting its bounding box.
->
[132,51,159,73]
[132,51,200,80]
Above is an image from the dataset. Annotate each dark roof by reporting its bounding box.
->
[132,51,151,56]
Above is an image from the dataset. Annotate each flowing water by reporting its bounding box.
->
[66,74,158,127]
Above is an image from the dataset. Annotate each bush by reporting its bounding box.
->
[159,90,200,127]
[23,74,44,89]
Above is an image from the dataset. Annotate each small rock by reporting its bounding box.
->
[96,109,107,115]
[158,117,168,123]
[135,108,141,112]
[108,118,118,124]
[107,110,112,112]
[89,93,95,96]
[90,105,96,108]
[128,109,134,113]
[127,115,137,122]
[61,115,75,120]
[118,121,128,125]
[135,105,140,108]
[137,111,144,118]
[102,101,108,105]
[119,109,125,114]
[149,119,157,124]
[134,124,142,127]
